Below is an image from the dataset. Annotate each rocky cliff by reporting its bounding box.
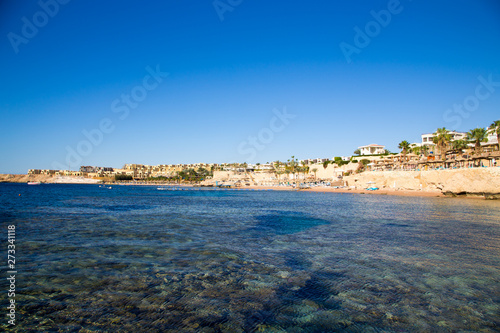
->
[345,168,500,199]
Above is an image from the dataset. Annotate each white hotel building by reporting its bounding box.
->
[357,144,386,155]
[414,131,498,151]
[418,131,467,146]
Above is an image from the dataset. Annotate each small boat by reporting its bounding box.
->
[27,181,41,185]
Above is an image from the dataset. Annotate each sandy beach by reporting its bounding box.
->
[241,185,445,198]
[107,183,446,198]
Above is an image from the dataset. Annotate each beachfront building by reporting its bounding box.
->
[28,169,57,176]
[481,133,499,152]
[420,131,467,146]
[56,170,88,177]
[304,158,330,164]
[79,166,114,173]
[254,163,274,171]
[358,144,385,155]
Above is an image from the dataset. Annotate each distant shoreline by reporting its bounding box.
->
[107,182,445,198]
[3,167,500,199]
[0,176,446,199]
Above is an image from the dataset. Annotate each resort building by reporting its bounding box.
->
[79,166,114,173]
[28,169,57,176]
[303,158,330,164]
[358,144,385,155]
[420,131,467,146]
[481,133,499,151]
[256,163,274,171]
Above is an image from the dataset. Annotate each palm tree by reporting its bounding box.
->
[289,156,298,183]
[300,166,309,180]
[398,140,411,161]
[276,170,282,183]
[412,146,421,155]
[433,128,452,160]
[353,149,360,156]
[452,139,469,154]
[488,120,500,151]
[274,160,282,172]
[284,169,291,182]
[300,160,308,179]
[420,144,430,157]
[467,128,488,154]
[312,168,318,180]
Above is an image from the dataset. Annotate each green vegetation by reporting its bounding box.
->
[355,159,370,173]
[140,167,213,183]
[332,156,349,167]
[299,160,309,178]
[115,174,133,181]
[421,145,430,156]
[467,127,489,154]
[177,168,212,182]
[433,127,452,160]
[398,140,411,160]
[412,145,430,156]
[286,156,299,183]
[451,139,468,153]
[145,176,170,181]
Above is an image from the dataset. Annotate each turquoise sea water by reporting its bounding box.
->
[1,183,499,332]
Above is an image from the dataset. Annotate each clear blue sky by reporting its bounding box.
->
[1,0,499,173]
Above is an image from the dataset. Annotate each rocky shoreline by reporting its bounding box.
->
[0,174,100,184]
[443,191,500,200]
[343,167,500,200]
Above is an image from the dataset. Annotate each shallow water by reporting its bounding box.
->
[1,183,499,332]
